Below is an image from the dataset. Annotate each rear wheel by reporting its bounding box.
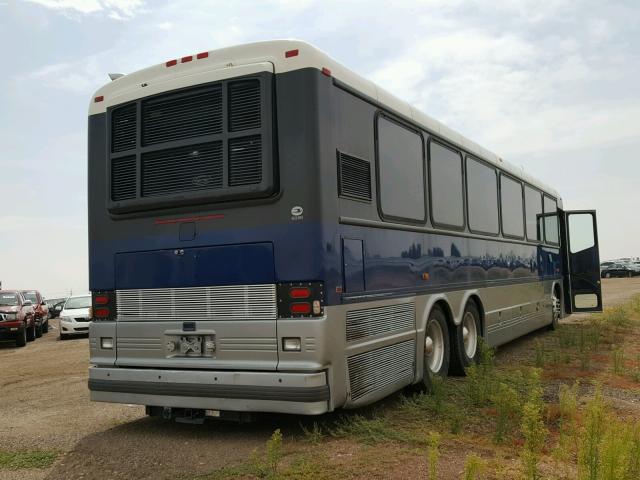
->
[35,321,43,338]
[41,319,49,334]
[15,326,27,347]
[419,306,450,391]
[26,321,36,342]
[548,288,561,330]
[450,301,481,375]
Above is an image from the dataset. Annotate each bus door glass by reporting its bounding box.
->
[564,210,602,312]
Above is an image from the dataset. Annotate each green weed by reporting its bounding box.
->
[520,369,547,480]
[0,450,57,469]
[534,340,545,368]
[300,422,324,444]
[612,349,626,375]
[578,388,606,480]
[492,382,520,444]
[465,340,495,406]
[427,431,440,480]
[462,453,486,480]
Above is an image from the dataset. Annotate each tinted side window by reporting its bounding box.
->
[544,195,559,245]
[430,142,464,228]
[466,157,498,234]
[500,175,524,238]
[525,185,543,242]
[377,116,425,222]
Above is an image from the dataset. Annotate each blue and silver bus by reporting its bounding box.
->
[87,40,602,418]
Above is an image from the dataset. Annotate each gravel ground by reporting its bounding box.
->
[1,278,638,480]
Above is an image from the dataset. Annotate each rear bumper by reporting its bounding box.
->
[88,367,330,415]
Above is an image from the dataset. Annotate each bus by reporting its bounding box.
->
[87,40,602,419]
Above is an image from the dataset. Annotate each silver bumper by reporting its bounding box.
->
[88,367,330,415]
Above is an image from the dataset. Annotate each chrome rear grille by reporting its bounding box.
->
[116,284,277,321]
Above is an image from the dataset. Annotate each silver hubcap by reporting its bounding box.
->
[425,320,444,373]
[462,312,478,359]
[552,293,561,323]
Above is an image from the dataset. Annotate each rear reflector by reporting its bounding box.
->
[181,55,193,63]
[166,59,177,67]
[289,287,311,299]
[94,96,104,103]
[196,52,209,59]
[290,302,311,314]
[285,49,299,58]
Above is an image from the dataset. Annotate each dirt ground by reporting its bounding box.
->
[1,278,639,480]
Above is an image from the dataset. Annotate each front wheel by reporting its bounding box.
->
[548,289,561,331]
[450,301,481,375]
[15,326,27,347]
[420,306,450,391]
[26,321,36,342]
[41,320,49,334]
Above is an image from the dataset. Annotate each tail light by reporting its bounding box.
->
[277,282,324,318]
[91,291,116,321]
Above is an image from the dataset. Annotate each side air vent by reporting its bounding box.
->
[338,151,371,201]
[229,136,262,186]
[346,302,415,343]
[228,80,261,132]
[348,340,415,402]
[111,103,137,153]
[142,86,223,146]
[141,142,223,198]
[111,156,136,201]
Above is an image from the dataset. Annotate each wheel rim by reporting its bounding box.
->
[552,291,561,324]
[462,311,478,359]
[425,320,445,373]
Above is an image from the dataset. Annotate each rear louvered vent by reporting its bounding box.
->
[228,80,261,131]
[346,302,415,343]
[142,86,222,146]
[111,104,137,153]
[338,152,371,201]
[141,142,223,198]
[348,340,415,402]
[229,136,262,186]
[111,156,136,201]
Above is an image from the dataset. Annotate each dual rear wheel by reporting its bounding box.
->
[420,302,482,390]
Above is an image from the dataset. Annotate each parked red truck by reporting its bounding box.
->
[0,290,37,347]
[21,290,49,336]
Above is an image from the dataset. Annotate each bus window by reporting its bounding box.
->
[430,141,463,229]
[500,175,525,238]
[544,195,559,245]
[376,116,425,223]
[466,157,498,235]
[524,185,543,242]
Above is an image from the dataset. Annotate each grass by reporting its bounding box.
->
[0,450,58,469]
[194,295,640,480]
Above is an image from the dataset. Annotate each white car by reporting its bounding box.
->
[59,294,92,339]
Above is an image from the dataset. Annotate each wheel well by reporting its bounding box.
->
[466,295,485,337]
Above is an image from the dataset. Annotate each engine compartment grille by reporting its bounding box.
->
[116,284,277,321]
[107,73,274,212]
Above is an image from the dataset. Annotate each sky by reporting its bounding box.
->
[0,0,638,297]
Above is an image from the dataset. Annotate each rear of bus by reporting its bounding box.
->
[87,41,341,416]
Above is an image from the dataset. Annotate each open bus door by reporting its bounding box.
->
[560,210,603,313]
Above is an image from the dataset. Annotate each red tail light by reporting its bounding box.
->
[94,307,110,318]
[290,302,311,314]
[285,49,299,58]
[94,295,109,305]
[181,55,193,63]
[289,287,310,299]
[166,59,177,67]
[196,51,209,59]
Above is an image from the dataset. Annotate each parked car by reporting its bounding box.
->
[45,297,68,319]
[59,294,92,339]
[601,264,635,278]
[0,290,37,347]
[21,290,49,337]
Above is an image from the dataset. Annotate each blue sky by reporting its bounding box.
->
[0,0,638,297]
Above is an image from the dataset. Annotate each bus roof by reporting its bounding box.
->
[90,39,560,200]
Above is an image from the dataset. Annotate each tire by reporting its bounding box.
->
[605,272,611,278]
[35,321,43,338]
[548,288,561,331]
[59,332,66,341]
[42,320,49,334]
[26,321,36,342]
[450,301,481,375]
[419,306,451,392]
[15,326,27,347]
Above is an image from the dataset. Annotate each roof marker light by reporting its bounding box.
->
[94,96,104,103]
[285,49,299,58]
[166,59,177,67]
[321,67,332,77]
[181,55,193,63]
[196,52,209,59]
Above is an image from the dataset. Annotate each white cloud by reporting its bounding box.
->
[23,0,144,19]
